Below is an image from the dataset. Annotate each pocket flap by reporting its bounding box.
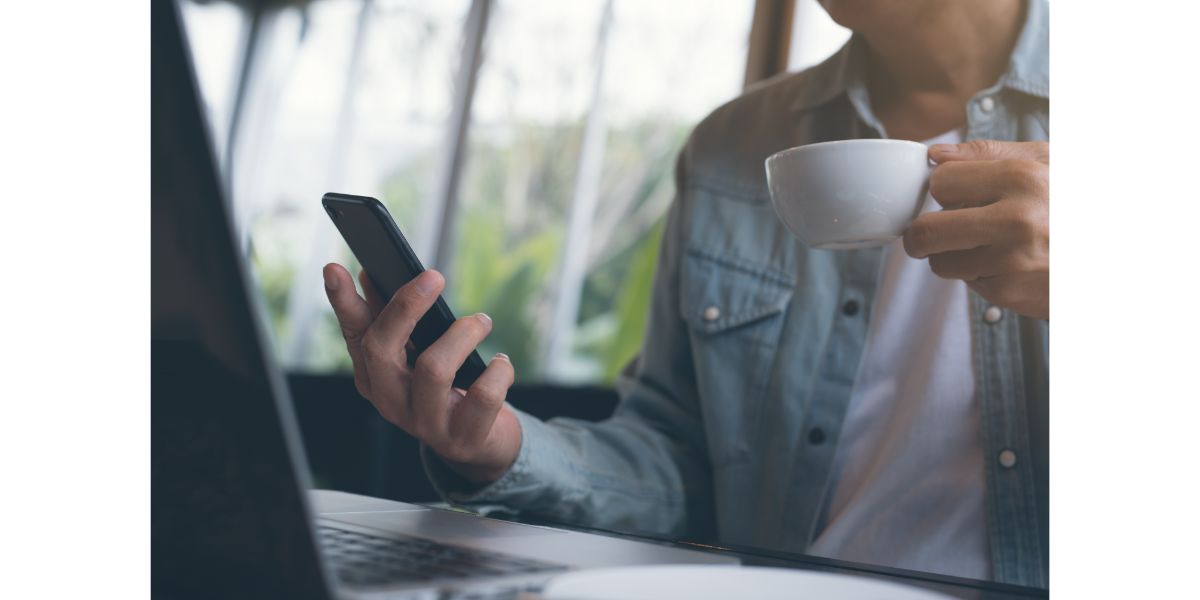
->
[681,248,794,335]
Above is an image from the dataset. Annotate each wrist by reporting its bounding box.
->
[440,408,522,485]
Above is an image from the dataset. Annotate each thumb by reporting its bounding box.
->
[930,140,1049,165]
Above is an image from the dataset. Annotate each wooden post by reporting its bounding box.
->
[744,0,795,89]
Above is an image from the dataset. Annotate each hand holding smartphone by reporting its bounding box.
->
[322,192,487,389]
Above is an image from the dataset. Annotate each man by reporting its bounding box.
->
[322,0,1049,586]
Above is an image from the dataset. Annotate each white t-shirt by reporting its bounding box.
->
[807,129,991,580]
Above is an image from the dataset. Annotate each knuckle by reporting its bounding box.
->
[1011,252,1036,275]
[966,139,998,157]
[1014,244,1047,274]
[1030,141,1050,163]
[927,255,952,279]
[414,353,453,385]
[989,251,1020,276]
[360,329,384,359]
[391,290,422,315]
[469,382,504,405]
[1009,202,1045,241]
[339,324,363,344]
[904,220,936,256]
[389,286,428,316]
[1010,208,1036,238]
[457,316,487,339]
[1005,160,1049,195]
[928,166,949,200]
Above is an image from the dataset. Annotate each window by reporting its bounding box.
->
[182,0,754,383]
[450,0,753,381]
[787,0,850,72]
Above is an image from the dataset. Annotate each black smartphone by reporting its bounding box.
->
[322,192,486,389]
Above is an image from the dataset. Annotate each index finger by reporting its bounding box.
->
[902,205,1002,259]
[362,269,446,362]
[928,160,1006,209]
[931,140,1049,165]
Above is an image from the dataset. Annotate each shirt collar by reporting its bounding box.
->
[1000,0,1050,98]
[790,0,1049,113]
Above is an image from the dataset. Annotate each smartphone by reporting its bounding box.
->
[322,192,486,389]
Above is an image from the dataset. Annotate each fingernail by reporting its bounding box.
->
[323,268,337,291]
[494,352,510,363]
[475,312,492,326]
[930,143,957,156]
[413,271,437,296]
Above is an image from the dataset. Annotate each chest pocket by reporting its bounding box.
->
[680,247,793,466]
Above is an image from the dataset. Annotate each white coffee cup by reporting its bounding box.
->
[764,139,930,250]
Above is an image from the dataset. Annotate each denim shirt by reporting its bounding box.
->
[425,0,1049,587]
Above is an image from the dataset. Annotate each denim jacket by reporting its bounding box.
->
[425,0,1049,587]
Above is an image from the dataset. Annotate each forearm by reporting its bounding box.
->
[423,396,708,537]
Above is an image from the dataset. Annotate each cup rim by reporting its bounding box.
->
[765,138,928,165]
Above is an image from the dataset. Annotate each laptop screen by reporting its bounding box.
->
[151,1,330,598]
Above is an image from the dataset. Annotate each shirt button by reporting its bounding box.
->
[702,305,721,322]
[983,305,1003,324]
[841,300,859,317]
[979,96,996,113]
[998,449,1017,468]
[807,427,826,445]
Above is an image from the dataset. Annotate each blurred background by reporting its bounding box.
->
[180,0,849,499]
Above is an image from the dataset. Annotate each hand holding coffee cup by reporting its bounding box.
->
[903,140,1049,320]
[765,138,1049,320]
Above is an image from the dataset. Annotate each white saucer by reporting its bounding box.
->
[541,565,956,600]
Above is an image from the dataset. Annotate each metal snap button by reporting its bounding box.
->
[841,300,859,317]
[807,427,826,445]
[984,305,1003,324]
[703,305,721,322]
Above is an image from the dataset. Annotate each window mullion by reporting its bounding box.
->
[224,1,267,252]
[420,0,493,278]
[744,0,795,89]
[541,0,616,378]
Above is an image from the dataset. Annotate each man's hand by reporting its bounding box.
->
[902,140,1049,320]
[322,264,522,484]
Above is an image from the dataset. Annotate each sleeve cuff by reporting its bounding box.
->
[421,407,554,507]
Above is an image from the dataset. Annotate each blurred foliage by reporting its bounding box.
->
[589,218,665,381]
[379,153,435,235]
[252,244,296,343]
[270,116,689,384]
[451,209,562,380]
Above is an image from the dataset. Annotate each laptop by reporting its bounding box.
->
[150,1,735,598]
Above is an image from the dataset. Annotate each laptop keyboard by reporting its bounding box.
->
[317,525,567,588]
